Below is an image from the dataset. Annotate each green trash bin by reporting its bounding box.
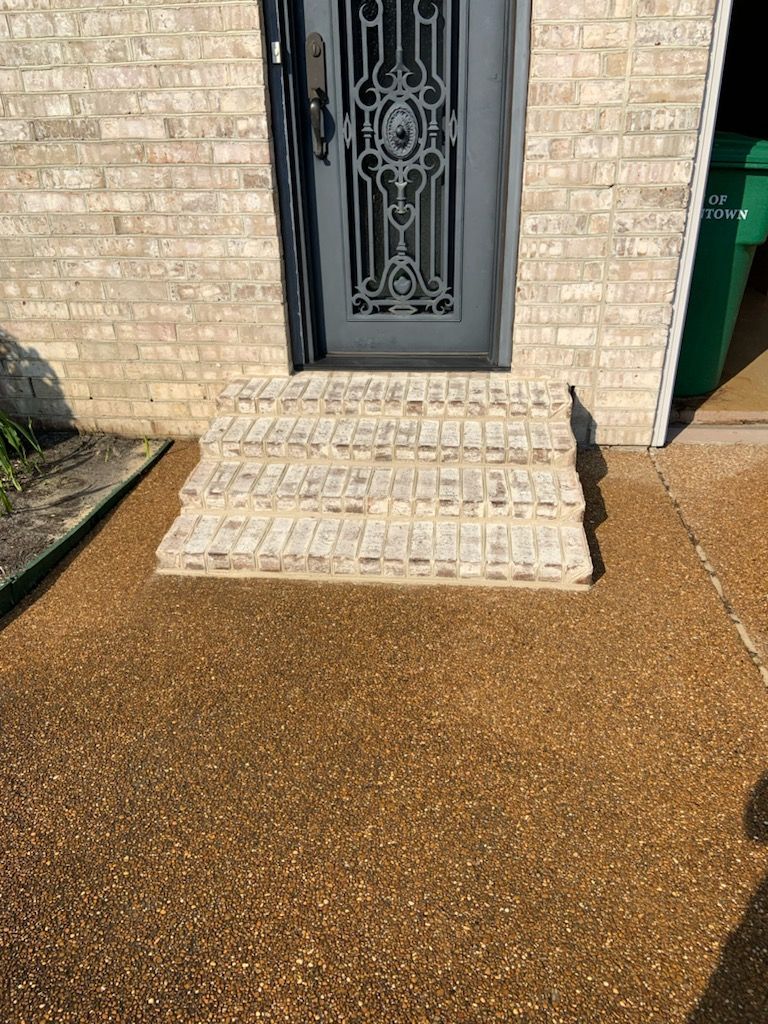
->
[674,132,768,397]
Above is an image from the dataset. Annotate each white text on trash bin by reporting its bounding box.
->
[701,194,748,221]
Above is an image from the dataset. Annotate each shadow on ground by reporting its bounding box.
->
[577,447,608,583]
[571,391,608,583]
[688,773,768,1024]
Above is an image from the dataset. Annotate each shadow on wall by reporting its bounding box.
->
[0,326,72,429]
[688,772,768,1023]
[571,389,596,448]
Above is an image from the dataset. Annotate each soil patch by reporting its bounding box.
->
[0,431,165,581]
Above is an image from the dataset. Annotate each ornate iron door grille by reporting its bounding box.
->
[337,0,467,320]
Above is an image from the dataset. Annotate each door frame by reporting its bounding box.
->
[650,0,735,445]
[263,0,531,370]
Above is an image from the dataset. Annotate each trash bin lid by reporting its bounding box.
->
[712,131,768,170]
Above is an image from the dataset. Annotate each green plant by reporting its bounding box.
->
[0,410,43,514]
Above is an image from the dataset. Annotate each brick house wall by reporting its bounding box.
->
[0,0,289,438]
[515,0,714,445]
[0,0,716,444]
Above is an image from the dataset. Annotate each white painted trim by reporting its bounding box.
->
[651,0,736,447]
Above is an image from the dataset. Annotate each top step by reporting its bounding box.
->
[217,374,572,421]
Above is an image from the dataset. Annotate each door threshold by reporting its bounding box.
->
[299,354,502,373]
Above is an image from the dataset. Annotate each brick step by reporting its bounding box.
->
[157,373,593,589]
[216,373,572,421]
[180,459,586,522]
[201,414,577,467]
[156,512,592,589]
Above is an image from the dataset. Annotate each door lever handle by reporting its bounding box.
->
[306,32,328,161]
[309,94,327,160]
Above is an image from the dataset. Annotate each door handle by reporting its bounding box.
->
[306,32,328,160]
[309,95,326,160]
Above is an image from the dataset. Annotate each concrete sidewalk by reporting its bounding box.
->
[1,441,767,1024]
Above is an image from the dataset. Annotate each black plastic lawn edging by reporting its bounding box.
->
[0,439,173,620]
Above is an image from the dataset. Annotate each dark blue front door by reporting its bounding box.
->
[298,0,512,359]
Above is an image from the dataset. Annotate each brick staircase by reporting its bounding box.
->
[156,373,593,589]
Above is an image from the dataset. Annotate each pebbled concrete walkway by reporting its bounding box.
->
[656,443,768,665]
[2,441,768,1024]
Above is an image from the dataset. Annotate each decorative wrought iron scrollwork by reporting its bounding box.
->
[382,105,419,160]
[339,0,466,319]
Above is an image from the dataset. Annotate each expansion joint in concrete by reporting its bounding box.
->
[649,449,768,687]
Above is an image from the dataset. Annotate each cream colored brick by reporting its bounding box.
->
[603,52,630,77]
[598,369,662,390]
[527,110,597,135]
[590,409,656,427]
[528,81,577,106]
[210,141,269,164]
[513,0,712,446]
[100,117,167,140]
[579,79,626,105]
[531,52,602,80]
[525,160,615,187]
[1,0,286,450]
[582,22,631,48]
[607,258,679,281]
[567,188,614,212]
[531,24,580,49]
[612,235,682,258]
[615,185,689,209]
[594,427,655,446]
[625,107,701,133]
[534,0,611,17]
[89,192,153,214]
[605,281,675,305]
[597,109,624,133]
[596,389,658,410]
[622,133,697,159]
[150,7,222,33]
[603,303,672,327]
[0,0,718,449]
[629,77,706,104]
[514,348,575,369]
[574,135,620,159]
[638,0,715,13]
[601,327,669,348]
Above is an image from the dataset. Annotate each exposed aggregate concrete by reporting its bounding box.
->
[656,443,768,665]
[2,442,768,1023]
